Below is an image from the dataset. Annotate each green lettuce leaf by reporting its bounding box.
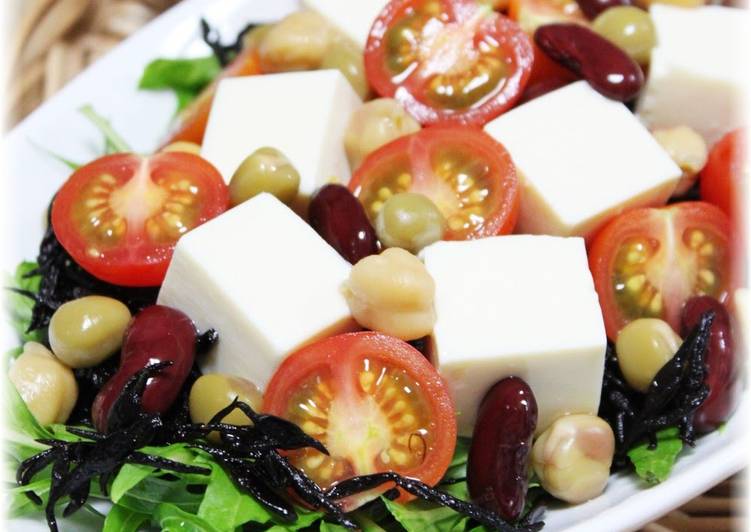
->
[5,261,44,343]
[627,427,683,486]
[155,502,218,532]
[196,457,272,529]
[139,56,220,112]
[102,504,150,532]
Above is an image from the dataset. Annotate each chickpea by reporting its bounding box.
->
[343,248,436,341]
[49,296,131,368]
[258,11,332,72]
[229,147,301,206]
[344,99,421,170]
[189,373,262,427]
[9,342,78,425]
[322,36,370,100]
[376,193,446,253]
[616,318,681,392]
[532,414,615,504]
[161,141,201,155]
[652,126,708,197]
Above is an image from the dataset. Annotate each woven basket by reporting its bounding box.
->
[6,1,747,531]
[6,0,179,127]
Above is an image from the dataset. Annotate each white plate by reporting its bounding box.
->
[2,0,748,530]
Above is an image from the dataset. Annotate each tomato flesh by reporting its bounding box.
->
[700,129,746,221]
[263,332,456,509]
[589,202,732,339]
[349,127,519,239]
[365,0,533,126]
[51,152,228,286]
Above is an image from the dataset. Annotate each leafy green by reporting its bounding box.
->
[155,502,218,532]
[102,504,149,532]
[5,261,44,343]
[196,458,272,529]
[139,55,220,112]
[627,427,683,486]
[28,139,82,170]
[79,104,133,154]
[380,437,472,532]
[265,509,324,532]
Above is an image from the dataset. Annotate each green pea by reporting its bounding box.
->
[229,147,301,206]
[321,36,369,99]
[375,192,446,253]
[593,7,656,65]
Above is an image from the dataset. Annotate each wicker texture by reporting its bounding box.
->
[6,0,179,126]
[6,1,747,531]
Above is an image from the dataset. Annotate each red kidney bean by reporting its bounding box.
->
[468,376,538,522]
[575,0,634,19]
[534,23,644,102]
[308,184,380,264]
[92,305,196,432]
[681,296,740,433]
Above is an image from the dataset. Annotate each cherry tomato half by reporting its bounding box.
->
[700,129,746,222]
[163,46,262,146]
[349,127,519,239]
[589,202,732,339]
[263,332,457,510]
[51,152,229,287]
[365,0,533,126]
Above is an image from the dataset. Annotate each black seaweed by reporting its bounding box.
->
[18,221,158,334]
[599,311,714,466]
[18,379,543,532]
[200,18,259,67]
[67,354,120,426]
[328,474,544,532]
[17,365,210,532]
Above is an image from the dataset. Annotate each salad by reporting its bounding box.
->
[4,0,747,531]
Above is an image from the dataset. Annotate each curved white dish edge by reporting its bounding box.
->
[2,0,747,530]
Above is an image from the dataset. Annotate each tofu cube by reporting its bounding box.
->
[201,70,362,207]
[421,235,607,435]
[302,0,388,50]
[485,81,681,239]
[157,193,356,389]
[637,5,749,145]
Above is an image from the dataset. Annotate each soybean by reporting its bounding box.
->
[49,296,131,368]
[9,342,78,425]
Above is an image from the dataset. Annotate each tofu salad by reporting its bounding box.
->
[5,0,747,531]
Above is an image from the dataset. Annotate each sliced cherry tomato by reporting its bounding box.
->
[589,202,732,339]
[51,152,229,287]
[263,332,457,510]
[364,0,533,126]
[163,46,262,146]
[700,129,746,221]
[509,0,587,34]
[349,127,519,239]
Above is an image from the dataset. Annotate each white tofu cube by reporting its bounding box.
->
[421,235,607,435]
[485,81,681,239]
[301,0,388,50]
[157,193,356,389]
[201,70,362,206]
[637,6,749,145]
